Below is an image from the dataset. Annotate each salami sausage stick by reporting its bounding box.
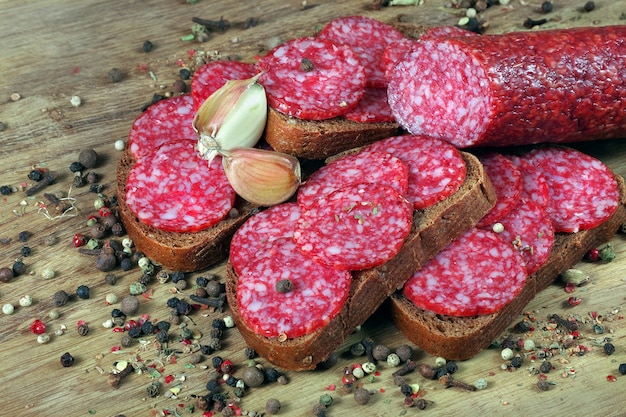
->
[388,25,626,148]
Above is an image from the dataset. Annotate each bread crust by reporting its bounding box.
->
[225,152,496,370]
[389,172,626,361]
[265,108,401,160]
[116,148,257,272]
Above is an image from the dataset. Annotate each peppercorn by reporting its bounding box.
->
[510,356,523,368]
[0,185,12,195]
[78,148,98,169]
[210,328,223,339]
[541,1,553,12]
[275,278,293,293]
[12,259,26,276]
[60,352,75,367]
[28,169,44,182]
[179,68,191,80]
[205,280,224,297]
[536,379,550,391]
[121,335,134,347]
[206,379,221,393]
[96,251,117,272]
[212,356,223,369]
[105,274,117,285]
[128,326,142,338]
[242,365,265,387]
[583,1,594,12]
[76,285,90,299]
[400,383,413,397]
[539,361,552,373]
[53,290,71,306]
[446,361,458,374]
[119,257,132,271]
[619,363,626,375]
[171,270,185,283]
[18,231,30,242]
[146,381,161,397]
[141,321,154,335]
[265,398,281,414]
[156,321,170,332]
[395,344,414,362]
[372,344,391,361]
[77,323,89,336]
[120,295,140,316]
[175,300,192,316]
[155,331,169,344]
[0,267,14,283]
[69,161,84,173]
[172,79,187,94]
[225,375,238,387]
[604,342,616,355]
[108,68,124,83]
[89,184,104,193]
[142,40,154,52]
[264,367,280,383]
[353,388,370,405]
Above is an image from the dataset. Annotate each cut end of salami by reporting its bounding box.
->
[403,228,527,317]
[236,237,351,339]
[191,60,257,111]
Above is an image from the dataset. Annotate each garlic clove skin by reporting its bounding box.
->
[194,74,267,165]
[222,147,301,207]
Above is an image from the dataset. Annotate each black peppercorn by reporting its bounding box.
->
[510,356,523,368]
[619,363,626,375]
[604,342,616,355]
[446,361,458,374]
[179,68,191,80]
[89,184,104,193]
[539,361,552,373]
[141,321,154,335]
[244,347,256,359]
[20,246,31,257]
[77,323,89,336]
[104,274,117,285]
[264,367,280,383]
[0,185,12,195]
[120,257,132,271]
[167,297,180,309]
[171,270,185,283]
[156,331,169,343]
[175,300,192,316]
[196,276,210,287]
[53,290,70,306]
[583,1,595,12]
[200,344,214,355]
[128,326,142,338]
[108,68,124,83]
[18,231,30,242]
[69,161,84,173]
[12,259,27,276]
[60,352,75,367]
[225,375,238,387]
[76,285,90,299]
[156,321,170,332]
[212,356,223,369]
[143,40,154,52]
[111,308,124,318]
[400,383,413,397]
[28,169,44,182]
[541,1,553,12]
[212,318,226,330]
[206,379,220,393]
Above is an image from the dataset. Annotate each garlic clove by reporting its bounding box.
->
[222,147,301,206]
[194,73,267,165]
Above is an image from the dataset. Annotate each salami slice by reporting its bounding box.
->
[476,154,522,228]
[191,60,257,111]
[505,155,550,210]
[257,36,366,120]
[229,202,301,275]
[297,150,409,210]
[294,182,413,270]
[524,147,620,233]
[125,139,235,233]
[418,25,477,41]
[382,38,417,81]
[388,26,626,147]
[402,228,527,317]
[364,135,467,210]
[343,87,395,123]
[128,94,196,161]
[317,15,407,87]
[493,198,555,274]
[236,237,351,339]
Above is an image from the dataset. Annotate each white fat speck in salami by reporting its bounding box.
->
[191,60,257,111]
[128,95,196,161]
[318,15,407,88]
[294,182,413,270]
[418,25,478,40]
[364,135,466,209]
[343,87,396,123]
[492,198,554,274]
[257,36,366,120]
[506,155,550,210]
[236,237,351,339]
[230,202,301,276]
[297,150,409,210]
[403,228,527,317]
[476,154,522,228]
[524,147,619,233]
[125,139,235,233]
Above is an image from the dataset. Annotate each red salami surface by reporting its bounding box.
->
[297,150,409,210]
[493,198,555,274]
[506,155,550,210]
[476,154,522,228]
[318,15,407,87]
[236,237,351,339]
[343,87,395,123]
[294,182,413,270]
[418,25,477,40]
[403,228,527,317]
[125,139,235,233]
[191,60,257,111]
[257,36,366,120]
[364,135,467,210]
[128,95,196,161]
[388,26,626,148]
[524,147,620,233]
[229,202,301,276]
[382,38,417,81]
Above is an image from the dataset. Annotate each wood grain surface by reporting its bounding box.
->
[1,1,625,416]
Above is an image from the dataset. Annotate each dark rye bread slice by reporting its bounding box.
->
[116,147,257,272]
[225,152,496,370]
[390,171,626,361]
[265,108,401,159]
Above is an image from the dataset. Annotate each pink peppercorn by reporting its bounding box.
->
[30,319,46,335]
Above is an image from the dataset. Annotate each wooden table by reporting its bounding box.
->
[1,1,625,416]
